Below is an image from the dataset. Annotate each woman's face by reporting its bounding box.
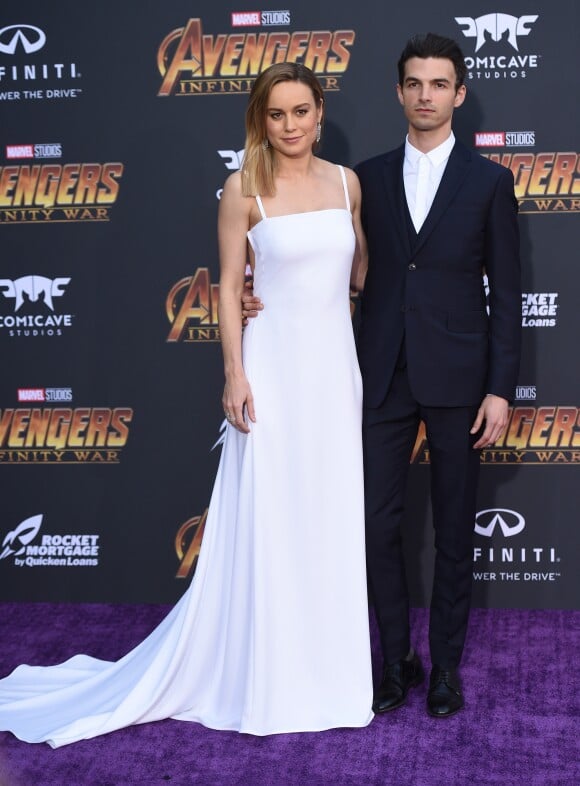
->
[264,80,322,157]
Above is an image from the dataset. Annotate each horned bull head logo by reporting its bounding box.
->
[0,276,70,311]
[455,13,539,52]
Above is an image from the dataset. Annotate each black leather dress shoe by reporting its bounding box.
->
[427,666,464,718]
[372,653,424,713]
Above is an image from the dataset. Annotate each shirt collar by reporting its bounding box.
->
[405,132,455,168]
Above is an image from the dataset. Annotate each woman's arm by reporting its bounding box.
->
[217,172,256,433]
[346,168,368,292]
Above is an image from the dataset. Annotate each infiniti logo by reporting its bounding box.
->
[0,24,46,55]
[475,509,525,537]
[455,14,538,52]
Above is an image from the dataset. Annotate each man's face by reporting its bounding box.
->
[397,56,466,134]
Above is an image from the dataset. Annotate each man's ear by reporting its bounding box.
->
[396,83,404,107]
[454,84,467,108]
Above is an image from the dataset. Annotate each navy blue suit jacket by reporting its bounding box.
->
[355,140,521,408]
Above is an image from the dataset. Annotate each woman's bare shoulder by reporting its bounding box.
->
[222,169,244,198]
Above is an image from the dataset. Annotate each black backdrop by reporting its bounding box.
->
[1,1,578,608]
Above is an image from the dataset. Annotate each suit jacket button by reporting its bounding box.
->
[408,263,416,270]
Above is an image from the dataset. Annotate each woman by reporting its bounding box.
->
[0,64,372,747]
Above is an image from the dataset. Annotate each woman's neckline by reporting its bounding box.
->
[248,207,350,233]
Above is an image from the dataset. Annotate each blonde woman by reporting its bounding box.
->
[0,64,372,746]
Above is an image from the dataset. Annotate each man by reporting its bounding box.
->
[355,33,520,718]
[243,32,521,718]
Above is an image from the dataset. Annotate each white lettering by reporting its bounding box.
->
[231,12,260,26]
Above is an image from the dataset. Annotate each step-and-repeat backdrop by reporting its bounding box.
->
[1,1,578,607]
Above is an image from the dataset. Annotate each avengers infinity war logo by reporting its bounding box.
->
[0,407,133,463]
[175,510,208,578]
[0,162,123,223]
[157,17,354,96]
[481,152,580,213]
[166,268,220,343]
[412,406,580,465]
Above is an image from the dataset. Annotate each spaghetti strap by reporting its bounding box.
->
[337,165,350,213]
[255,195,267,220]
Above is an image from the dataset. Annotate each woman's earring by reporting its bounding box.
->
[315,122,321,143]
[262,138,269,150]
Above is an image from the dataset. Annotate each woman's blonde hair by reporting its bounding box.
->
[242,63,324,197]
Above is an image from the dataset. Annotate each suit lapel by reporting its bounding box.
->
[381,146,412,259]
[412,142,472,257]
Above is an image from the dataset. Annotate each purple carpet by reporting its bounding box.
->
[0,603,578,786]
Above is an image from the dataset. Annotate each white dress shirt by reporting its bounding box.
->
[403,132,455,233]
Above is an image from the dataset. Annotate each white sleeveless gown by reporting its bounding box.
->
[0,166,373,747]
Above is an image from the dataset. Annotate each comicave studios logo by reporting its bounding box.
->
[473,508,561,584]
[218,148,244,171]
[455,13,539,80]
[1,514,100,568]
[216,147,244,198]
[0,23,82,101]
[0,275,73,337]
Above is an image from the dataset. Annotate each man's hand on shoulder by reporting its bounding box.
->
[470,394,509,449]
